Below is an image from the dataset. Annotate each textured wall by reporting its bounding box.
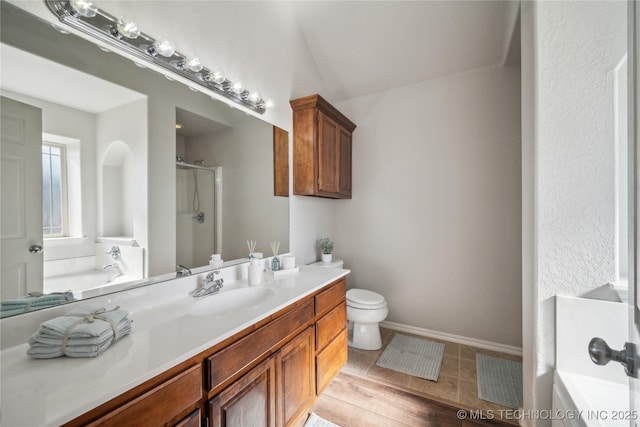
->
[525,1,627,422]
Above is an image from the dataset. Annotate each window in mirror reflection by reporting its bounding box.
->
[42,141,67,237]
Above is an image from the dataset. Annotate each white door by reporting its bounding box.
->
[1,96,43,299]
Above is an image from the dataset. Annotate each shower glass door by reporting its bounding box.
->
[176,164,220,268]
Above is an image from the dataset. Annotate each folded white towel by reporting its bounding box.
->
[27,305,132,359]
[1,291,74,308]
[36,305,129,339]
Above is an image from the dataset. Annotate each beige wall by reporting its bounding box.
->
[333,65,522,347]
[186,120,289,261]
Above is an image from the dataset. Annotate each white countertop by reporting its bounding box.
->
[0,264,349,427]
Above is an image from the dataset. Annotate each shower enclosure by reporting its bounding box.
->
[176,163,221,269]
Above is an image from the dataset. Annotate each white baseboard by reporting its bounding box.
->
[380,320,523,356]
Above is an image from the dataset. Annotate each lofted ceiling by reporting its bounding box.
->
[293,1,520,102]
[74,1,519,106]
[8,0,520,119]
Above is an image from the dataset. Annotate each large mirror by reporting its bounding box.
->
[0,2,289,317]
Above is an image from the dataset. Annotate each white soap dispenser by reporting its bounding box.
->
[248,257,263,285]
[210,254,223,268]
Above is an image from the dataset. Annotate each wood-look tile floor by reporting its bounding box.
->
[311,327,522,427]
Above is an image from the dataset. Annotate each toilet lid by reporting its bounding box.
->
[347,288,385,305]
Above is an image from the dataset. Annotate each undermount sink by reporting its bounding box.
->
[190,286,275,317]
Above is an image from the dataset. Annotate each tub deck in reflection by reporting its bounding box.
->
[45,270,137,299]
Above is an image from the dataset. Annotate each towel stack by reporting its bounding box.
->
[1,291,75,318]
[27,305,132,359]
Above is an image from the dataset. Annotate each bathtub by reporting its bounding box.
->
[44,270,137,299]
[553,370,628,427]
[554,295,630,427]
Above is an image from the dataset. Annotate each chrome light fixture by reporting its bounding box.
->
[45,0,269,114]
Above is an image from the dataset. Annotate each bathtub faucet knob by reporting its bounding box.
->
[588,337,637,377]
[106,245,121,260]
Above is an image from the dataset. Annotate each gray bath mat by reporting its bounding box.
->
[376,334,445,381]
[304,412,340,427]
[476,354,523,409]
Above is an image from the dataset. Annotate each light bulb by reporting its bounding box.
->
[69,0,97,17]
[248,91,262,104]
[184,55,203,72]
[208,67,225,84]
[153,38,175,57]
[116,16,139,39]
[231,80,244,95]
[265,99,275,108]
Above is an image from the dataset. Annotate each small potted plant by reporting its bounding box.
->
[316,237,334,263]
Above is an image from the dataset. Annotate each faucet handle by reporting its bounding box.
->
[106,245,121,260]
[204,271,223,290]
[176,264,192,276]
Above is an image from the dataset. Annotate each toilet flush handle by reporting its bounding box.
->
[588,337,637,377]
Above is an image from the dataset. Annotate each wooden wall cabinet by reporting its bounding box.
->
[290,94,356,199]
[66,278,347,427]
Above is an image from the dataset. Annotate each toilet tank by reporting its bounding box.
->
[309,259,344,268]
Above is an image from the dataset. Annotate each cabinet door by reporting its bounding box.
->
[86,365,202,427]
[338,127,352,198]
[276,327,315,427]
[209,358,276,427]
[175,409,201,427]
[317,112,339,194]
[316,328,348,395]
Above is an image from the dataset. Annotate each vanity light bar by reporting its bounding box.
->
[45,0,268,114]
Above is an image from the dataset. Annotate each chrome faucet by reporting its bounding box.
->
[106,245,121,260]
[176,264,192,277]
[191,271,224,297]
[103,263,123,283]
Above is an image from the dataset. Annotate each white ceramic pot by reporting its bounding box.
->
[321,253,332,263]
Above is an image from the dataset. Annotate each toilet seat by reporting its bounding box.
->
[347,289,387,310]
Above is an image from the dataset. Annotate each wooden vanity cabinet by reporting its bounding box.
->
[290,94,356,199]
[209,326,316,427]
[276,327,316,427]
[80,364,203,427]
[66,278,347,427]
[314,278,348,394]
[209,357,277,427]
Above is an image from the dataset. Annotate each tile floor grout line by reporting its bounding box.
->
[344,328,520,425]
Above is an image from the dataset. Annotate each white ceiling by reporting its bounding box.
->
[293,1,518,101]
[6,0,519,122]
[0,43,145,113]
[76,1,519,107]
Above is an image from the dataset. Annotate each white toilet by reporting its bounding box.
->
[346,288,388,350]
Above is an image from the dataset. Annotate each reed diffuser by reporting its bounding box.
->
[270,241,281,271]
[247,240,257,259]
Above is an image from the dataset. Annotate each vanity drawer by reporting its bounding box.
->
[316,327,348,395]
[87,364,202,427]
[315,278,346,317]
[207,299,314,393]
[316,301,347,353]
